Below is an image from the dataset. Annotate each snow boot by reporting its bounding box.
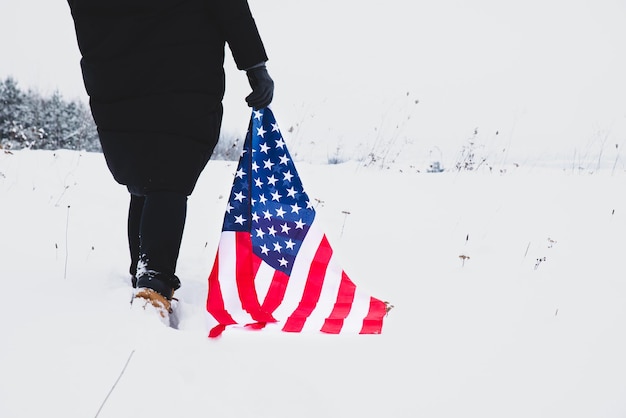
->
[131,288,176,327]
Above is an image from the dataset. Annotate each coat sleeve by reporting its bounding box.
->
[213,0,268,70]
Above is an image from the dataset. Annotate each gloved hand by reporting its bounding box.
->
[245,63,274,109]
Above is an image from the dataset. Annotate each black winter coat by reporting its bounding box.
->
[67,0,268,195]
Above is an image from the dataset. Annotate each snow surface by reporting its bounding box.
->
[1,148,625,417]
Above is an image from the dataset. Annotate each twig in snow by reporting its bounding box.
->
[534,257,546,270]
[54,185,70,207]
[612,143,621,176]
[340,210,351,237]
[94,349,136,418]
[384,301,395,315]
[64,206,70,280]
[459,254,470,267]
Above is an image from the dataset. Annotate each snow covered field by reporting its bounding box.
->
[1,147,625,417]
[1,0,625,415]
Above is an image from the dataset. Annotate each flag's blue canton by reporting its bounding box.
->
[222,108,316,275]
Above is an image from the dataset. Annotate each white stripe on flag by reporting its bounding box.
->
[299,252,343,333]
[340,287,373,334]
[218,231,251,325]
[271,221,325,321]
[254,259,275,304]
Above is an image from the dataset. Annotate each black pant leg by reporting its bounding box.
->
[135,190,186,296]
[128,194,145,283]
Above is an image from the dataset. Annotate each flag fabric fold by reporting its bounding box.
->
[206,108,389,337]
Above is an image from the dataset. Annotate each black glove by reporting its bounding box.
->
[245,64,274,109]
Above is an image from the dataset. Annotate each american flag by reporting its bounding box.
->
[206,108,389,337]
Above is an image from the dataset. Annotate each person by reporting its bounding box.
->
[67,0,274,317]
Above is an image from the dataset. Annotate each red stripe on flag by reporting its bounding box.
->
[235,232,276,323]
[260,269,290,315]
[282,235,333,332]
[360,297,387,334]
[208,324,227,338]
[206,251,236,327]
[320,272,357,334]
[251,244,263,276]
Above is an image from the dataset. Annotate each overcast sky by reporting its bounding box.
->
[2,0,625,164]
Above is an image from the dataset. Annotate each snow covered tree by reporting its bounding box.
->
[0,77,100,151]
[0,77,33,148]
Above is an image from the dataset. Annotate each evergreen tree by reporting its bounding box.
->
[0,77,100,151]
